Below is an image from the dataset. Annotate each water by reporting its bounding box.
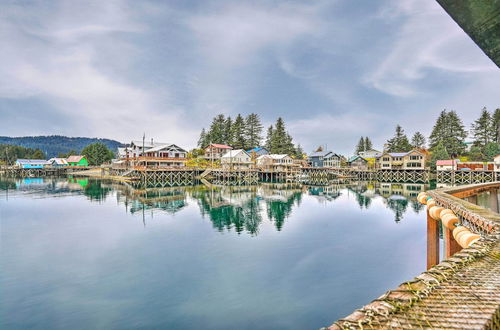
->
[464,188,500,213]
[1,178,430,330]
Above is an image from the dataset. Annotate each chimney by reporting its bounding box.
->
[151,138,154,145]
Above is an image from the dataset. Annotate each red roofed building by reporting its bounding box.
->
[436,160,457,171]
[205,144,233,160]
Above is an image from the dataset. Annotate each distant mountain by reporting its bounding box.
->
[0,135,124,158]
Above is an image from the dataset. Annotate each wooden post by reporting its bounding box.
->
[427,209,440,270]
[444,227,461,258]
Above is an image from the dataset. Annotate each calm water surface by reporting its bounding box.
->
[1,178,430,329]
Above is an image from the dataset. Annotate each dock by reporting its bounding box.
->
[327,182,500,329]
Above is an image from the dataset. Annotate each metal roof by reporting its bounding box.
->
[16,159,51,165]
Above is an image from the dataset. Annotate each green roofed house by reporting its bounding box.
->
[66,155,89,167]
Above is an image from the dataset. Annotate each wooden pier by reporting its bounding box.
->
[328,182,500,329]
[437,170,497,185]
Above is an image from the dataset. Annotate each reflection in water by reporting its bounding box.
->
[0,176,432,330]
[1,177,429,233]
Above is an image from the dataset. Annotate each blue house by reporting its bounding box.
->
[15,159,51,169]
[308,151,342,168]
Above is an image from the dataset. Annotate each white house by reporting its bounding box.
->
[121,139,188,168]
[221,149,253,170]
[256,154,295,172]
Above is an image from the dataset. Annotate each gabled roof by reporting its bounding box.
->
[221,149,250,158]
[208,143,232,149]
[143,143,186,153]
[16,159,51,165]
[67,155,86,163]
[348,155,367,163]
[309,150,339,158]
[49,158,68,165]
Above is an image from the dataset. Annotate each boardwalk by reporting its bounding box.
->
[327,183,500,329]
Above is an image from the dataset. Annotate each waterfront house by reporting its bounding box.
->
[494,155,500,172]
[123,139,188,168]
[15,159,51,169]
[378,149,428,170]
[256,154,296,172]
[247,147,269,158]
[49,158,68,167]
[66,155,89,167]
[221,149,253,170]
[436,160,457,171]
[205,144,233,160]
[308,151,342,168]
[347,155,369,170]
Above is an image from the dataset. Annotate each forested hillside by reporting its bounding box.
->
[0,136,123,158]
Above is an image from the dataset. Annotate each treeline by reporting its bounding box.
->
[0,135,123,158]
[0,144,45,165]
[378,107,500,164]
[197,114,304,157]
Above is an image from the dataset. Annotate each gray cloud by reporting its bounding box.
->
[0,0,498,155]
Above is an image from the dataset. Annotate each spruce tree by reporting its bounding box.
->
[471,107,493,148]
[271,118,288,153]
[265,125,274,151]
[468,145,485,161]
[411,132,426,149]
[198,128,208,148]
[295,144,304,159]
[429,109,467,156]
[244,113,263,148]
[231,114,247,149]
[386,125,412,152]
[223,116,233,145]
[484,142,500,160]
[430,141,450,170]
[493,108,500,143]
[355,137,365,155]
[207,114,226,144]
[364,137,373,150]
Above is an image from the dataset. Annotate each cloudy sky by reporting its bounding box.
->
[1,0,499,155]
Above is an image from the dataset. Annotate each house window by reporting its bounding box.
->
[383,157,390,161]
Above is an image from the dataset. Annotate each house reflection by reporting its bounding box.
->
[0,177,431,232]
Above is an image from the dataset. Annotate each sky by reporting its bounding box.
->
[0,0,499,155]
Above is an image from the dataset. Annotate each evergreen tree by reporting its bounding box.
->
[386,125,412,152]
[429,110,467,156]
[468,145,485,161]
[81,142,114,165]
[265,125,274,151]
[198,128,208,148]
[364,137,373,150]
[484,142,500,160]
[270,117,290,154]
[284,133,295,155]
[411,131,426,149]
[207,114,226,144]
[231,114,247,149]
[223,116,233,145]
[244,113,263,148]
[493,108,500,143]
[429,141,450,170]
[31,149,46,159]
[295,144,305,159]
[355,137,365,155]
[471,107,494,148]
